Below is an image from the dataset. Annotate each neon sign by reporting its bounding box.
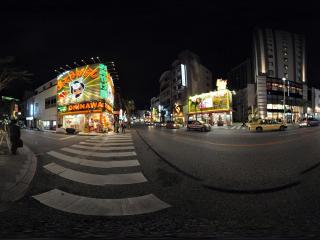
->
[58,101,113,113]
[57,64,114,112]
[188,90,232,114]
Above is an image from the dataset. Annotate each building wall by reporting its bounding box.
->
[312,88,320,117]
[26,79,57,128]
[157,50,213,122]
[227,58,253,90]
[253,28,306,83]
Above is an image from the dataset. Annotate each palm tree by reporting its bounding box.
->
[0,56,33,92]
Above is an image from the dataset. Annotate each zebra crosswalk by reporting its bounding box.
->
[212,125,247,130]
[32,132,171,216]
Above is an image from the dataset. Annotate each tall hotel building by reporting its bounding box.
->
[253,28,307,122]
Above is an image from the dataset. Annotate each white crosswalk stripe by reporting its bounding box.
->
[61,147,137,158]
[47,151,140,168]
[33,189,170,216]
[85,139,133,143]
[71,144,135,151]
[44,162,147,185]
[79,142,134,146]
[33,133,171,216]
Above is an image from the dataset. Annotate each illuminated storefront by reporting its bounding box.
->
[188,80,233,126]
[57,64,114,132]
[173,103,184,124]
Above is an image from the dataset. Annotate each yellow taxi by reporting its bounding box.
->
[248,119,287,132]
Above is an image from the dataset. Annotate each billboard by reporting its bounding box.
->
[57,64,114,112]
[188,90,232,114]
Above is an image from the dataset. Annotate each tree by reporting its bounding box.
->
[0,56,33,92]
[122,99,135,124]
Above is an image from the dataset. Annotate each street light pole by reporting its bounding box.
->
[282,77,286,123]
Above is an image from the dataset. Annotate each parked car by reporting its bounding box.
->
[248,119,287,132]
[160,122,167,127]
[165,121,180,129]
[66,128,77,134]
[299,118,320,127]
[154,122,161,127]
[56,127,66,134]
[145,122,154,126]
[187,120,211,132]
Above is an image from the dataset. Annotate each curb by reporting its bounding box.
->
[0,144,38,208]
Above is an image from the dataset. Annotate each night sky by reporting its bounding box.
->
[1,0,319,109]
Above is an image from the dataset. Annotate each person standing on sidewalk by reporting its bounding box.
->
[121,122,126,134]
[8,119,22,155]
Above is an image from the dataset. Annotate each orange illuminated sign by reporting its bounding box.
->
[63,101,113,113]
[57,66,99,91]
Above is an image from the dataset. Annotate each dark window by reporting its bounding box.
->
[45,96,56,109]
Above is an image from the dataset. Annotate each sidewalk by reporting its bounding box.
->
[0,139,37,212]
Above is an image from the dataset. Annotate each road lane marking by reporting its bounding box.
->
[44,162,147,185]
[47,151,140,168]
[79,142,134,146]
[33,189,170,216]
[61,147,137,157]
[60,136,76,140]
[71,144,135,151]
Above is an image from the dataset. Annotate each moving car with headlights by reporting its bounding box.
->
[248,119,287,132]
[187,120,211,132]
[299,117,320,127]
[165,121,180,129]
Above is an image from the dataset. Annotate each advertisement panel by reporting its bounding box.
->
[188,90,231,114]
[57,64,114,112]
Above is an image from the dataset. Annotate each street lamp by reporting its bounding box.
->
[282,77,286,123]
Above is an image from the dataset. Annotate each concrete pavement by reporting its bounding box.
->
[136,125,320,192]
[2,127,320,238]
[0,138,37,212]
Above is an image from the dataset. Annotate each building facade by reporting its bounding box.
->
[253,28,307,122]
[158,50,213,123]
[228,28,307,122]
[26,78,57,130]
[311,87,320,118]
[150,96,160,122]
[56,63,114,133]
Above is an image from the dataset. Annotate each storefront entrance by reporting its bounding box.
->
[63,114,85,131]
[188,112,233,126]
[62,112,114,133]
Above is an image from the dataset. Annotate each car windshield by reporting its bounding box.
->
[1,2,319,240]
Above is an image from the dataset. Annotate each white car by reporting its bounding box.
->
[56,127,66,134]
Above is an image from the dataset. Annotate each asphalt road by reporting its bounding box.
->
[1,126,320,239]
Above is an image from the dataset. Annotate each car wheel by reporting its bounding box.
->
[280,126,285,131]
[201,127,205,132]
[256,127,263,132]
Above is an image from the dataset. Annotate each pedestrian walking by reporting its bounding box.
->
[8,119,23,155]
[115,121,120,133]
[121,122,126,134]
